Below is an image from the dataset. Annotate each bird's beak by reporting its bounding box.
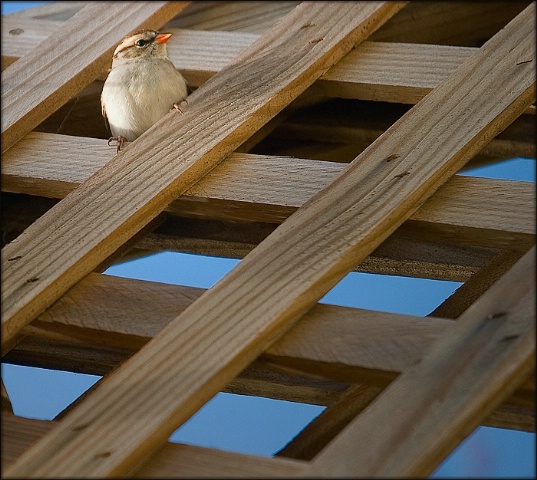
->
[155,33,172,44]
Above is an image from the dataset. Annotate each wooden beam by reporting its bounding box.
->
[5,2,536,475]
[430,250,526,319]
[1,191,498,282]
[309,246,535,477]
[275,384,383,460]
[1,413,308,478]
[1,2,189,152]
[370,1,531,47]
[3,3,405,477]
[5,269,531,432]
[2,2,404,354]
[3,133,534,252]
[166,1,300,34]
[4,1,528,48]
[4,19,535,114]
[1,380,13,414]
[8,272,452,377]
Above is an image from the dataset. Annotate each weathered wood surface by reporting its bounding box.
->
[2,1,403,353]
[1,191,500,282]
[4,21,536,115]
[1,2,189,152]
[1,1,534,477]
[1,413,308,478]
[3,1,529,47]
[3,3,406,477]
[3,133,533,252]
[309,246,535,477]
[4,270,533,431]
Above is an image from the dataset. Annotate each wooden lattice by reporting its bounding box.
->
[2,2,535,477]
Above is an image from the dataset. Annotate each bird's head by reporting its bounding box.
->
[112,29,173,62]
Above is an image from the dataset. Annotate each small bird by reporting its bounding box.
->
[101,29,189,152]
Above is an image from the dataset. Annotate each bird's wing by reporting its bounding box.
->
[101,99,111,135]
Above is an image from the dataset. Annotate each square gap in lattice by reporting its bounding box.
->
[1,363,101,421]
[320,271,462,317]
[168,392,325,457]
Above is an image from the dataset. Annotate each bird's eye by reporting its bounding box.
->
[135,39,147,47]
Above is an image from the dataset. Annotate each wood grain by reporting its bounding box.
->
[309,246,535,477]
[1,2,189,152]
[7,269,531,432]
[1,413,308,478]
[3,16,535,113]
[430,250,525,319]
[2,133,533,250]
[3,3,405,477]
[2,2,534,477]
[1,191,499,282]
[2,2,404,354]
[12,271,451,377]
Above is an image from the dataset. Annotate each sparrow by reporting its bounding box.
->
[101,29,190,152]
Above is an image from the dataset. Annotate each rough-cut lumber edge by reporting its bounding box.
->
[4,271,533,432]
[430,250,526,319]
[3,20,535,115]
[2,133,534,250]
[309,246,536,477]
[3,3,406,477]
[1,413,308,478]
[6,2,535,477]
[1,380,13,414]
[275,384,383,460]
[1,2,189,152]
[1,2,404,356]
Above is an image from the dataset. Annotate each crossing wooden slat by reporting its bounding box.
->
[2,133,533,252]
[2,1,403,353]
[3,3,405,477]
[1,191,498,282]
[275,384,384,460]
[430,250,526,319]
[0,2,189,152]
[309,246,535,477]
[9,272,453,376]
[5,270,532,432]
[4,18,535,114]
[1,413,308,478]
[372,2,532,47]
[2,1,535,477]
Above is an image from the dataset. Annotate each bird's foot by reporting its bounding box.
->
[172,99,188,115]
[107,136,127,153]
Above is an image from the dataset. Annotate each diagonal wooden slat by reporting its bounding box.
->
[0,1,189,153]
[276,384,384,460]
[6,3,535,478]
[5,270,531,432]
[1,413,308,478]
[430,250,525,319]
[1,2,404,354]
[3,3,405,477]
[309,246,535,477]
